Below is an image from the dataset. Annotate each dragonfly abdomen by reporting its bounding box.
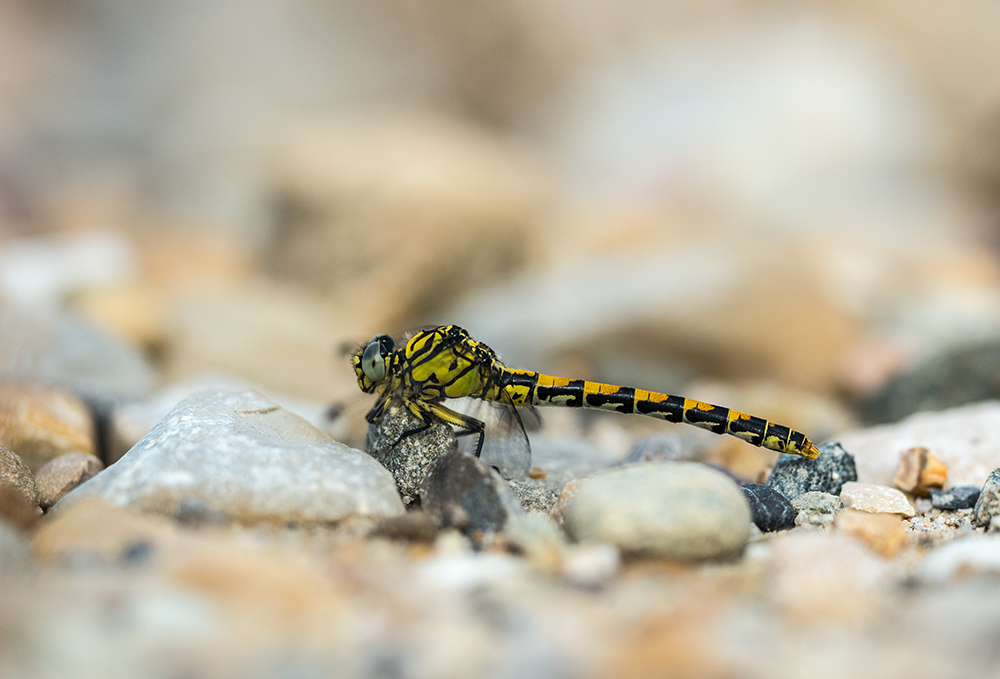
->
[500,369,818,458]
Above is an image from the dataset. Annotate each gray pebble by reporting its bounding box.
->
[0,446,40,508]
[765,441,857,500]
[564,462,751,559]
[420,450,524,535]
[973,469,1000,528]
[930,486,981,511]
[791,491,843,528]
[58,390,405,524]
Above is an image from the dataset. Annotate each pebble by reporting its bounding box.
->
[0,380,96,472]
[765,441,857,500]
[835,509,907,558]
[840,482,915,517]
[34,453,104,509]
[0,445,41,507]
[972,468,1000,528]
[837,400,1000,488]
[366,399,457,503]
[917,536,1000,584]
[108,373,338,464]
[739,483,795,532]
[507,478,564,515]
[892,446,947,497]
[564,462,751,559]
[791,491,844,528]
[0,309,155,414]
[58,390,405,524]
[930,486,981,510]
[420,450,524,535]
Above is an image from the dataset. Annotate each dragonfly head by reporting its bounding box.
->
[353,334,394,392]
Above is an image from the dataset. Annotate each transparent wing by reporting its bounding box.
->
[448,394,533,480]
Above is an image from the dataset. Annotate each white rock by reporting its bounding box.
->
[59,390,404,523]
[918,536,1000,584]
[839,482,915,517]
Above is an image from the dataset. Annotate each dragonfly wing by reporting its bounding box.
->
[447,395,532,480]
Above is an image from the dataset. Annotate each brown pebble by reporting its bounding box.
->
[0,484,40,530]
[529,466,547,480]
[0,445,41,507]
[371,511,440,542]
[34,453,105,509]
[835,509,906,558]
[893,447,947,497]
[550,479,584,529]
[0,381,96,472]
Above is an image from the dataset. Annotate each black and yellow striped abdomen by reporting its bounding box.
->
[500,368,819,458]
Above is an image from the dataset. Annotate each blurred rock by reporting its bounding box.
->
[32,497,175,564]
[560,542,619,587]
[0,484,40,531]
[0,381,95,472]
[109,373,337,464]
[917,536,1000,584]
[972,469,1000,529]
[267,113,544,326]
[740,483,795,532]
[371,511,439,543]
[767,531,892,623]
[0,231,138,309]
[502,512,566,571]
[564,462,750,559]
[164,280,366,403]
[835,509,907,558]
[837,401,1000,488]
[860,342,1000,425]
[366,400,456,504]
[59,390,404,524]
[421,450,524,535]
[840,482,915,517]
[0,445,40,507]
[765,441,857,500]
[620,434,690,464]
[930,486,980,511]
[530,434,622,484]
[71,282,168,353]
[34,453,103,509]
[892,446,947,497]
[792,491,843,528]
[507,478,563,515]
[0,309,155,413]
[0,520,33,576]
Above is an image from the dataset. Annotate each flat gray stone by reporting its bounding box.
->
[58,390,404,524]
[564,462,751,560]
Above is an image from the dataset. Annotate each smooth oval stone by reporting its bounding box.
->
[564,462,751,560]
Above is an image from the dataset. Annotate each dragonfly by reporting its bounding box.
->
[352,325,821,471]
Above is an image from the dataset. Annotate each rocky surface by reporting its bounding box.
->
[792,491,844,528]
[765,441,858,500]
[564,462,751,559]
[421,450,524,535]
[0,445,41,507]
[59,390,405,524]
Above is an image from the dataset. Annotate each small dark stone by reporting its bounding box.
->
[174,498,230,526]
[420,450,523,535]
[740,483,795,532]
[120,540,154,565]
[930,486,981,511]
[765,441,857,501]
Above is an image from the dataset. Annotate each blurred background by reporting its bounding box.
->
[3,0,1000,464]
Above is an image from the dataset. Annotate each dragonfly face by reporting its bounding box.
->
[354,334,395,392]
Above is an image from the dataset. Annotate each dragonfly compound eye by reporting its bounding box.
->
[361,335,393,383]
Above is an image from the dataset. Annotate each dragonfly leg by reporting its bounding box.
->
[392,420,431,449]
[423,401,486,458]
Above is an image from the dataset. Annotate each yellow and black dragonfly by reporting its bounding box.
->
[352,325,820,474]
